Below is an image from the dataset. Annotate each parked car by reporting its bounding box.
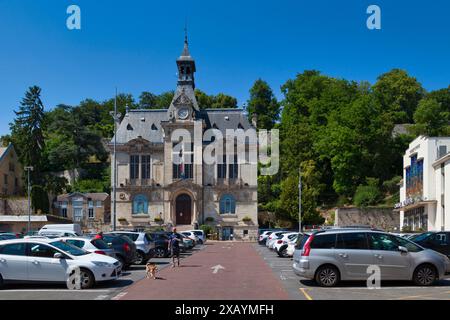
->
[180,234,194,250]
[0,238,121,289]
[273,232,299,253]
[259,231,273,245]
[39,224,82,236]
[147,232,170,258]
[102,234,137,268]
[276,233,300,257]
[56,237,117,259]
[181,231,200,245]
[410,232,450,258]
[107,231,155,265]
[38,230,79,238]
[292,229,450,287]
[266,231,289,249]
[186,230,206,244]
[0,233,20,241]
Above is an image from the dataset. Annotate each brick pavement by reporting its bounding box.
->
[119,242,289,300]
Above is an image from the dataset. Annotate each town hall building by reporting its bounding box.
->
[109,38,258,240]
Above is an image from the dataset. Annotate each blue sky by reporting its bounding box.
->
[0,0,449,135]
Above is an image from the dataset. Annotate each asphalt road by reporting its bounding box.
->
[0,246,204,300]
[255,244,450,300]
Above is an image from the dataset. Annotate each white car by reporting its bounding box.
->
[181,232,200,245]
[266,231,288,249]
[258,231,273,244]
[56,237,118,260]
[0,238,121,289]
[185,230,206,244]
[273,232,298,252]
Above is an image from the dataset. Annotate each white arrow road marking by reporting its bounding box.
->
[211,264,225,274]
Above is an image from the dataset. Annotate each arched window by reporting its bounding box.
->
[133,194,148,215]
[220,194,236,214]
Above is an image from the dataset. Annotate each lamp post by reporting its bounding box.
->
[109,88,121,231]
[24,166,34,233]
[298,166,302,232]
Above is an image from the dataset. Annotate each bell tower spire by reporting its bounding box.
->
[177,28,196,89]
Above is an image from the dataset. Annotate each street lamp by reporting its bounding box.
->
[24,166,34,233]
[109,89,121,231]
[298,166,302,232]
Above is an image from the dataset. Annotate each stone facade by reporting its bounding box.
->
[53,192,111,232]
[0,144,24,197]
[109,38,258,240]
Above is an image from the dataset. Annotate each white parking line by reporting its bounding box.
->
[0,289,112,293]
[111,292,128,300]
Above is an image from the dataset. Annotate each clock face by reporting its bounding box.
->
[178,108,189,120]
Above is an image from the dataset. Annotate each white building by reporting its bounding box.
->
[397,136,450,231]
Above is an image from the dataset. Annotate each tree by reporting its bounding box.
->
[412,98,450,136]
[10,86,46,184]
[373,69,425,123]
[0,135,11,147]
[246,79,280,130]
[195,90,238,109]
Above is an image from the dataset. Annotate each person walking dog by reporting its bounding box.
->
[169,228,182,268]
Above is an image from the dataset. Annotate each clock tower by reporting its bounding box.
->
[167,34,199,122]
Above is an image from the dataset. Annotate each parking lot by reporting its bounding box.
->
[0,245,205,300]
[255,244,450,300]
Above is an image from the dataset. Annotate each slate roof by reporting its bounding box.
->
[112,108,253,145]
[114,110,167,144]
[57,192,110,202]
[0,144,12,163]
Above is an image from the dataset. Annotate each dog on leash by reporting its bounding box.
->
[145,262,158,279]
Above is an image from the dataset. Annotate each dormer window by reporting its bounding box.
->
[212,123,218,129]
[151,124,158,130]
[238,123,244,129]
[127,124,133,131]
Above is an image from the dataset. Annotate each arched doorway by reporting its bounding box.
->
[175,194,192,225]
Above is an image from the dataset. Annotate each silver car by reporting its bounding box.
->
[293,229,450,287]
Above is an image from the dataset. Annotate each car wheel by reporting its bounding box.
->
[154,247,166,258]
[79,268,95,289]
[134,251,147,265]
[117,255,126,268]
[413,264,437,286]
[198,239,203,245]
[278,248,288,258]
[315,265,340,287]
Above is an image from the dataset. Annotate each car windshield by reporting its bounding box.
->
[120,233,139,241]
[295,234,310,249]
[410,232,433,242]
[193,231,203,236]
[49,240,89,256]
[91,239,110,249]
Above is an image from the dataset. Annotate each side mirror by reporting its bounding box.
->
[398,246,408,253]
[54,252,64,259]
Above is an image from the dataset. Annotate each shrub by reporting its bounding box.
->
[353,184,381,207]
[242,216,252,222]
[382,176,402,195]
[200,224,215,237]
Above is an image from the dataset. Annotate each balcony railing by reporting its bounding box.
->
[124,179,154,187]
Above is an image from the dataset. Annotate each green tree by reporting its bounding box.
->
[373,69,425,123]
[412,98,450,136]
[246,79,280,130]
[10,86,46,184]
